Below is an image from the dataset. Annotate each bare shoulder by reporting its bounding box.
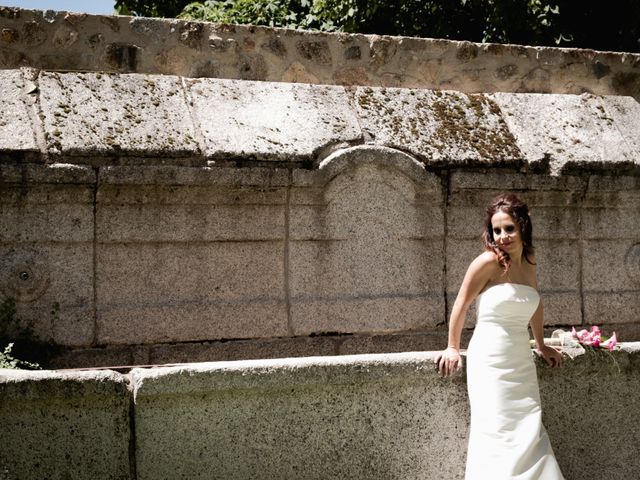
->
[465,250,501,281]
[457,250,502,300]
[471,250,501,271]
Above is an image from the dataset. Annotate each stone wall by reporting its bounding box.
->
[2,347,640,479]
[0,9,639,367]
[0,8,639,99]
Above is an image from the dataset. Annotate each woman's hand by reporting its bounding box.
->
[435,347,463,377]
[535,344,564,368]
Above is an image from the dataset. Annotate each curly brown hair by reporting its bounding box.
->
[481,193,535,272]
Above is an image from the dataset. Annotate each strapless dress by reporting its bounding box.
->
[465,283,564,479]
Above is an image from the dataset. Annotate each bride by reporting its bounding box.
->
[436,193,565,479]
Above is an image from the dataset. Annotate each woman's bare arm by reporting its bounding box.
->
[437,251,499,376]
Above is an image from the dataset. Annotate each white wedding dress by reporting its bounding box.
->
[465,283,564,480]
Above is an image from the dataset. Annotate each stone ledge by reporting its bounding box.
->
[0,367,131,480]
[1,69,638,175]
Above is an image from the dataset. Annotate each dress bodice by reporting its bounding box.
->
[476,283,540,328]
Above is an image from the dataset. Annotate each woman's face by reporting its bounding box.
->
[490,210,522,255]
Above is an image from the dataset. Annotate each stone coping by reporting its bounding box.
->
[3,342,636,379]
[0,7,639,99]
[1,68,639,175]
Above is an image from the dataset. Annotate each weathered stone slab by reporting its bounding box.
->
[187,78,362,162]
[0,369,131,480]
[0,244,94,346]
[582,175,639,326]
[96,166,287,244]
[49,344,152,370]
[535,240,581,289]
[583,240,638,292]
[584,292,639,325]
[492,92,639,174]
[131,353,468,480]
[449,171,587,193]
[0,188,93,243]
[583,239,640,325]
[98,203,285,242]
[445,239,481,329]
[582,175,640,239]
[96,242,287,344]
[39,71,199,159]
[0,164,96,347]
[347,87,521,164]
[288,147,444,334]
[600,96,640,154]
[0,69,38,152]
[289,239,440,299]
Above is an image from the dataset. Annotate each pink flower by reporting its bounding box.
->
[601,332,618,351]
[573,328,591,343]
[570,326,617,350]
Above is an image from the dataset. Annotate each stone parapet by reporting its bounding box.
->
[0,368,131,479]
[0,8,639,99]
[2,347,640,479]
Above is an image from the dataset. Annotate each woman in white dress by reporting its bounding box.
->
[436,193,565,479]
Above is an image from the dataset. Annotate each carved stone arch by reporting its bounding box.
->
[289,145,445,336]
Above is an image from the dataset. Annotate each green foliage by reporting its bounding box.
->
[0,343,39,370]
[0,298,66,370]
[114,0,192,17]
[117,0,638,51]
[179,0,307,29]
[0,299,40,370]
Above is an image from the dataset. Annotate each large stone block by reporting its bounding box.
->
[96,166,288,244]
[131,353,469,480]
[583,240,639,292]
[39,71,199,160]
[600,96,640,155]
[582,175,640,239]
[0,244,94,346]
[492,92,638,174]
[0,164,96,347]
[348,87,520,164]
[0,369,131,480]
[289,147,445,334]
[187,78,362,162]
[583,239,640,325]
[98,203,285,242]
[0,69,38,152]
[445,239,481,329]
[96,242,287,344]
[0,188,94,243]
